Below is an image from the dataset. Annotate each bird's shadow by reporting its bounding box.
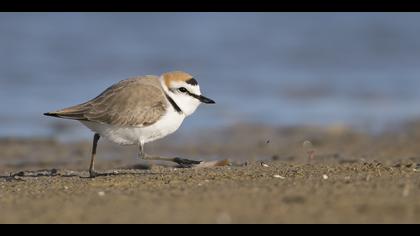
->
[0,169,66,181]
[0,165,157,181]
[0,160,233,182]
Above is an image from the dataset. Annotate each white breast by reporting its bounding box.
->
[80,109,185,146]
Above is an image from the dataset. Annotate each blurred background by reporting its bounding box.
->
[1,13,420,140]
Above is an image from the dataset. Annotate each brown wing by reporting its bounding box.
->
[44,76,168,127]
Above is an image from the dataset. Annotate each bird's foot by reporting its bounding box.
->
[173,157,202,168]
[89,170,100,178]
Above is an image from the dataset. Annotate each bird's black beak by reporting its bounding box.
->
[189,93,215,104]
[198,95,216,104]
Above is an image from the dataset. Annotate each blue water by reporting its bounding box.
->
[1,13,420,138]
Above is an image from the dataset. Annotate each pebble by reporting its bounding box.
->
[261,162,270,168]
[98,191,105,197]
[273,175,285,179]
[322,174,329,180]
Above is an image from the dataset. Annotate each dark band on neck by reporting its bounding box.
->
[165,93,183,114]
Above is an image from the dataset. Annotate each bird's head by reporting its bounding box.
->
[160,71,215,116]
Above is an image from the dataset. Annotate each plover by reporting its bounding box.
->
[44,71,215,177]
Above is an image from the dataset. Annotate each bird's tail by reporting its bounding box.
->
[43,106,88,120]
[43,112,61,118]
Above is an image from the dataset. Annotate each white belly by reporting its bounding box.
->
[80,110,185,145]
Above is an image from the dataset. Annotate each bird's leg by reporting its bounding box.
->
[89,133,101,178]
[138,143,202,167]
[138,141,146,159]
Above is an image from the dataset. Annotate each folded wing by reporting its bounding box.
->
[44,76,168,127]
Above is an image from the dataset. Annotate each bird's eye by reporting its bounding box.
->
[178,87,188,93]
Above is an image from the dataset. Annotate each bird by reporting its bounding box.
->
[44,71,215,177]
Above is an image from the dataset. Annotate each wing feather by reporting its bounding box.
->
[45,76,168,127]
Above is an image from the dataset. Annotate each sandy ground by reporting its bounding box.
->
[1,122,420,224]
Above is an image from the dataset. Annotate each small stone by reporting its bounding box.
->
[261,162,270,168]
[98,191,105,197]
[322,174,329,180]
[273,175,285,179]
